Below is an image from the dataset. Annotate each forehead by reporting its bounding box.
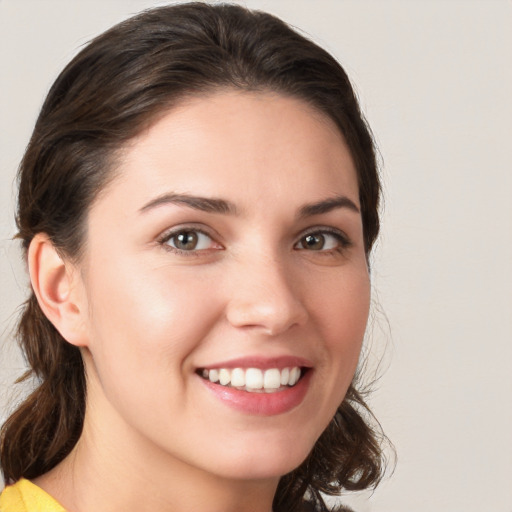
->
[97,90,359,215]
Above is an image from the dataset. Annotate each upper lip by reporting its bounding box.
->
[198,355,313,371]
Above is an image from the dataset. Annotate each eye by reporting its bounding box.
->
[160,228,219,253]
[295,229,350,252]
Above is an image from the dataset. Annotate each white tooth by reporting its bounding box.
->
[280,367,290,386]
[264,368,281,389]
[245,368,263,389]
[231,368,245,387]
[219,368,231,386]
[289,367,301,386]
[202,369,209,379]
[209,369,219,383]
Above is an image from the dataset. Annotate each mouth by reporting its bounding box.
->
[197,366,306,393]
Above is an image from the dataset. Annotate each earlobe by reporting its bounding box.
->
[28,233,88,347]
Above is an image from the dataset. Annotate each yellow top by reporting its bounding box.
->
[0,478,66,512]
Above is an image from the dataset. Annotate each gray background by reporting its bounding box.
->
[1,1,511,510]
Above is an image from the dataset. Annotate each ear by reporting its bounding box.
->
[28,233,89,347]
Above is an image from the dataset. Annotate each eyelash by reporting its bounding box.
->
[157,226,220,256]
[294,227,352,254]
[157,226,352,256]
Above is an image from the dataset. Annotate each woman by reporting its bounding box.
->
[0,3,385,511]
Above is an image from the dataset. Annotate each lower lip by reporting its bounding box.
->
[200,370,312,416]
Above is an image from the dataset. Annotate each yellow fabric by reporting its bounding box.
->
[0,478,66,512]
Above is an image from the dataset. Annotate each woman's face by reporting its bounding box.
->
[75,90,370,482]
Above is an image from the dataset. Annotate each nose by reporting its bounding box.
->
[225,254,309,336]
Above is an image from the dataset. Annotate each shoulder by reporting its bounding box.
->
[0,478,66,512]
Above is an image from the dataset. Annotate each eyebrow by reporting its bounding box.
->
[139,193,238,215]
[298,195,360,218]
[139,192,359,218]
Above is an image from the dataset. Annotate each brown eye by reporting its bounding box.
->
[301,233,326,250]
[173,231,199,250]
[164,230,215,252]
[295,230,349,252]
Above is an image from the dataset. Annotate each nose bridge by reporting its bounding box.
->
[225,247,308,335]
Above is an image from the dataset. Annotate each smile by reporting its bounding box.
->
[199,367,302,393]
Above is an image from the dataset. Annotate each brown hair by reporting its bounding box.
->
[1,3,385,511]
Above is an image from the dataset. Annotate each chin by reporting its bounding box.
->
[209,440,313,482]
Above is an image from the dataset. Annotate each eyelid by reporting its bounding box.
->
[156,224,351,256]
[294,226,352,250]
[157,224,223,255]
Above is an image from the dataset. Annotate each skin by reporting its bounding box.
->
[30,90,371,512]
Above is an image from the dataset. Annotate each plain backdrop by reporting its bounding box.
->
[1,1,511,510]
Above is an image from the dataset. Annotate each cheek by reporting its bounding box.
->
[83,260,222,387]
[283,265,370,450]
[315,266,370,378]
[81,262,227,439]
